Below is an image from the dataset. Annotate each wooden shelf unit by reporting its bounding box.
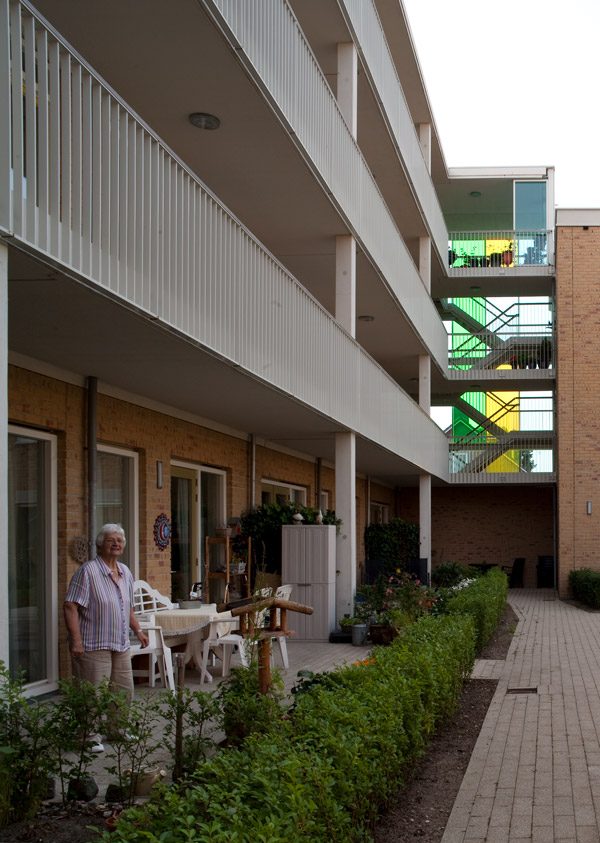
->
[203,534,251,603]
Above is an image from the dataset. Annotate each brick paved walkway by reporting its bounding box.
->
[443,589,600,843]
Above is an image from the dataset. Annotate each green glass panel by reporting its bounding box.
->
[449,239,485,268]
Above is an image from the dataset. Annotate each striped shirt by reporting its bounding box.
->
[65,556,134,652]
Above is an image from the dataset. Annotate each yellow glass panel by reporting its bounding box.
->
[486,238,514,268]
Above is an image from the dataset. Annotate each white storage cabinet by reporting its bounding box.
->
[281,525,336,641]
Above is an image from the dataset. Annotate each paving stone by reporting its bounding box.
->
[441,591,600,842]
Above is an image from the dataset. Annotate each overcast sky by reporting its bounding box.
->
[402,0,600,209]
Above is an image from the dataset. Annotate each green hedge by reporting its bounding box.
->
[569,568,600,608]
[443,567,508,651]
[106,615,475,843]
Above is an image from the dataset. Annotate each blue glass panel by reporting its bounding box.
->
[515,182,546,230]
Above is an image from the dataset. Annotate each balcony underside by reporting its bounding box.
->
[7,244,433,488]
[434,266,554,300]
[448,472,555,485]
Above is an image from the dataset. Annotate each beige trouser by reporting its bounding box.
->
[73,648,134,704]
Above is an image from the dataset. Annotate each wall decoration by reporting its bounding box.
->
[69,535,89,564]
[153,513,172,550]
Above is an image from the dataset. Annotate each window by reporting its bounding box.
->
[96,446,138,574]
[319,490,329,513]
[170,461,226,602]
[8,426,58,695]
[260,480,307,506]
[370,502,389,525]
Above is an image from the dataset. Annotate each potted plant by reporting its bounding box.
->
[339,615,368,646]
[355,571,436,645]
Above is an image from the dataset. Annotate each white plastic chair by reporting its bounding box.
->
[133,580,177,614]
[130,623,175,691]
[200,614,247,683]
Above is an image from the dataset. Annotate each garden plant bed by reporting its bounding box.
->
[374,601,518,842]
[1,603,518,843]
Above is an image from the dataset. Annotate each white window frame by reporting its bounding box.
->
[8,425,58,697]
[171,461,227,584]
[97,444,139,578]
[260,479,307,506]
[370,502,390,525]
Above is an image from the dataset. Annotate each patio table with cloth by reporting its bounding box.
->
[151,608,238,683]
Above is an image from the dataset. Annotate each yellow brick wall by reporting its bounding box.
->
[397,486,554,589]
[556,225,600,595]
[9,365,383,674]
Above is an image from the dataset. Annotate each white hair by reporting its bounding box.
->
[95,523,127,549]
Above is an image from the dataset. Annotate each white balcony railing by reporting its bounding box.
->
[337,0,449,261]
[0,0,448,478]
[447,396,555,481]
[205,0,448,369]
[448,230,554,271]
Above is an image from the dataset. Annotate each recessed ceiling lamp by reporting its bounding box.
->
[357,314,375,322]
[469,190,482,198]
[188,112,220,130]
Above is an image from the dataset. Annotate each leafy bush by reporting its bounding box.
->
[569,568,600,608]
[432,561,479,588]
[0,663,56,826]
[241,502,340,574]
[160,687,220,781]
[442,567,507,651]
[217,662,285,747]
[364,518,419,580]
[104,614,476,842]
[355,572,436,625]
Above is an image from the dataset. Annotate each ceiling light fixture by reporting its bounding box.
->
[188,112,221,130]
[357,314,375,322]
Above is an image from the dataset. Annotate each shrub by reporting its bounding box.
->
[363,518,419,580]
[443,567,507,651]
[432,561,478,588]
[569,568,600,608]
[217,662,285,747]
[104,614,476,842]
[0,662,56,826]
[241,502,340,574]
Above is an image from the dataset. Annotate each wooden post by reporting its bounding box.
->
[172,653,186,783]
[228,597,313,695]
[258,637,271,695]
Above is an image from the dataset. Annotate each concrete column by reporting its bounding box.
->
[419,354,431,415]
[418,123,431,173]
[335,431,356,622]
[336,234,356,337]
[417,222,432,584]
[419,236,431,294]
[337,42,357,138]
[419,473,432,584]
[0,241,8,666]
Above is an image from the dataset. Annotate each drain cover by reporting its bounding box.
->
[506,687,537,695]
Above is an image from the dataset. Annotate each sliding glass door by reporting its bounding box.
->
[171,462,225,601]
[7,427,57,694]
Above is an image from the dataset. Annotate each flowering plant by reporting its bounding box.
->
[354,571,436,628]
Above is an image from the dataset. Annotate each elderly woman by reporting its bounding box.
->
[64,523,148,751]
